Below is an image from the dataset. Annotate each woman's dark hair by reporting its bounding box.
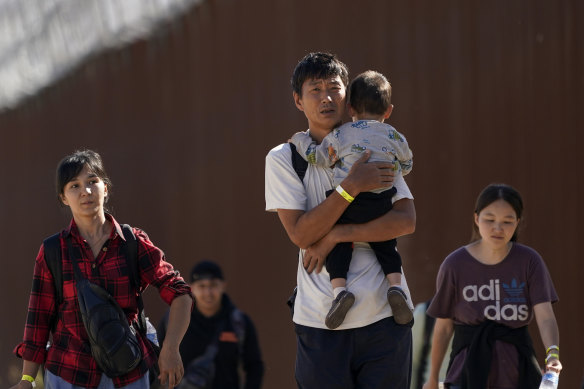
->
[471,183,523,242]
[291,52,349,96]
[56,149,112,205]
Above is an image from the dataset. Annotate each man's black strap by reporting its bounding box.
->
[289,143,308,181]
[286,143,308,319]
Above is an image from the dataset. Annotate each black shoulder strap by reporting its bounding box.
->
[42,226,143,331]
[121,224,139,291]
[121,224,145,333]
[289,143,308,182]
[231,308,246,356]
[43,233,63,306]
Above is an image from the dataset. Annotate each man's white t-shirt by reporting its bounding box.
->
[265,142,414,330]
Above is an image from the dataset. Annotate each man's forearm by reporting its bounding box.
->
[330,199,415,243]
[278,193,351,249]
[277,155,396,249]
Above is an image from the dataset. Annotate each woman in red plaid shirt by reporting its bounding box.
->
[11,150,193,389]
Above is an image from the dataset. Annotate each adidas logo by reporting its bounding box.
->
[502,279,526,303]
[462,278,529,321]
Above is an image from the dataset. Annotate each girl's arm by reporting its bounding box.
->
[9,360,40,389]
[12,248,56,388]
[423,318,454,389]
[533,302,562,372]
[158,294,192,388]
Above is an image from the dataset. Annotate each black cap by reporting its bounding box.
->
[190,260,224,282]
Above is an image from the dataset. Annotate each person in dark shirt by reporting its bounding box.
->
[423,184,562,389]
[159,260,264,389]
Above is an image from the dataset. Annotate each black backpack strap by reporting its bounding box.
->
[289,143,308,182]
[287,144,307,318]
[120,224,145,332]
[43,233,63,307]
[121,224,139,291]
[231,308,246,358]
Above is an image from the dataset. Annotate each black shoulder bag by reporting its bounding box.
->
[45,226,161,383]
[67,237,142,377]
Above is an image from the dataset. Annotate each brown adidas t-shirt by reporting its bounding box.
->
[427,243,558,388]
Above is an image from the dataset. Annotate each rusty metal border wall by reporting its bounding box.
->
[1,1,582,387]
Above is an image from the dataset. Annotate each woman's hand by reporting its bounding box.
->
[533,302,561,376]
[158,343,184,388]
[302,231,338,274]
[422,379,440,389]
[545,356,562,373]
[158,294,191,387]
[8,381,34,389]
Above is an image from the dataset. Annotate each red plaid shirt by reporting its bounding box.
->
[14,215,192,388]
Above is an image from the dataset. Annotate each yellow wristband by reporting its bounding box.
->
[546,345,559,354]
[545,353,559,364]
[336,185,354,203]
[22,375,34,383]
[22,375,36,387]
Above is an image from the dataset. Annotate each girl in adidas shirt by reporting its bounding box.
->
[423,183,562,389]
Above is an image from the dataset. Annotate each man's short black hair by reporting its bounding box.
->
[190,260,224,282]
[291,52,349,96]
